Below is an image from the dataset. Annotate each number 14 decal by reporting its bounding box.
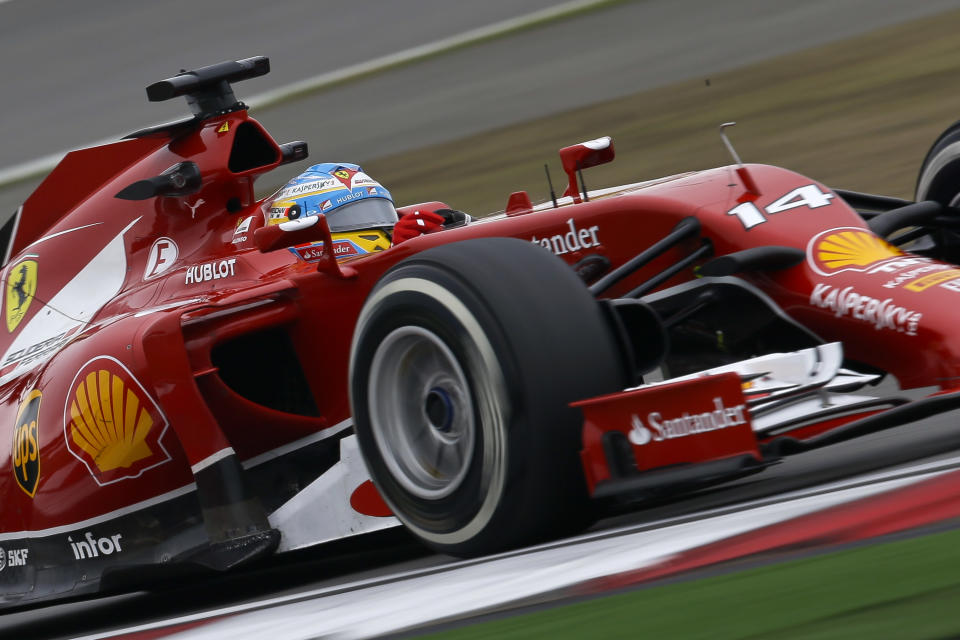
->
[727,184,834,230]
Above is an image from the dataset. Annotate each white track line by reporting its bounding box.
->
[0,0,614,189]
[75,457,956,640]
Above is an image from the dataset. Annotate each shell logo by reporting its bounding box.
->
[628,414,652,446]
[64,356,170,485]
[807,227,904,276]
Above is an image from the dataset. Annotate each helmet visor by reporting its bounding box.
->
[324,197,398,232]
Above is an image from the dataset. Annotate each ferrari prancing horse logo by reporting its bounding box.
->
[6,259,37,332]
[332,167,357,188]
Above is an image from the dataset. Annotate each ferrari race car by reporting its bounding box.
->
[3,56,960,607]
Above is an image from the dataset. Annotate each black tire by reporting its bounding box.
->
[349,237,627,556]
[917,120,960,204]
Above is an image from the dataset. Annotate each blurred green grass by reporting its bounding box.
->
[420,527,960,640]
[364,8,960,216]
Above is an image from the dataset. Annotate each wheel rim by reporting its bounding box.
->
[368,326,476,500]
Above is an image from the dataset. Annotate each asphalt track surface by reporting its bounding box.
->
[3,0,960,215]
[3,411,960,639]
[4,1,960,637]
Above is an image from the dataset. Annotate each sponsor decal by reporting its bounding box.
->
[938,278,960,293]
[335,192,365,205]
[352,173,377,187]
[235,216,253,234]
[809,284,922,335]
[903,268,960,291]
[367,187,378,196]
[727,184,834,230]
[277,178,339,200]
[0,547,28,570]
[332,242,360,257]
[530,219,601,256]
[807,227,904,276]
[628,397,747,446]
[5,258,38,332]
[185,258,237,285]
[1,328,78,373]
[803,231,960,291]
[320,200,333,212]
[68,532,123,560]
[291,240,360,262]
[880,264,959,290]
[64,356,171,485]
[232,217,254,244]
[12,389,41,498]
[186,198,205,219]
[143,237,179,279]
[217,121,230,134]
[332,167,357,187]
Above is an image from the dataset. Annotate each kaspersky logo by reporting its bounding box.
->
[628,397,748,445]
[5,258,37,332]
[64,356,171,485]
[807,227,903,276]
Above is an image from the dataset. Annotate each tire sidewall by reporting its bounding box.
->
[916,120,960,204]
[350,237,626,555]
[350,266,514,549]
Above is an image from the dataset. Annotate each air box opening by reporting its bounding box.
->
[228,122,279,173]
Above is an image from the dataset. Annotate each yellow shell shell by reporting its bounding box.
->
[816,230,902,270]
[68,370,154,472]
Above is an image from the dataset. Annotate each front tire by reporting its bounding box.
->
[917,120,960,204]
[349,238,626,556]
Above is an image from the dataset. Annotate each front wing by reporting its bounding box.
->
[576,343,928,499]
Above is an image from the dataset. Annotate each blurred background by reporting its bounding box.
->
[4,0,960,218]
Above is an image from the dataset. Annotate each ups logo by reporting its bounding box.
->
[13,390,41,497]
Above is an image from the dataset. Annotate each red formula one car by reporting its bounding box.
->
[3,57,960,607]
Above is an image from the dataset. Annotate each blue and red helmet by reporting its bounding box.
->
[266,162,397,232]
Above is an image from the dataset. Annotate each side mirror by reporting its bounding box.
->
[115,161,202,200]
[254,214,356,279]
[559,136,615,204]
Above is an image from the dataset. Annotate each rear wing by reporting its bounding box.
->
[3,136,166,265]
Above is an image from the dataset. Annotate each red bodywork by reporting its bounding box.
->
[2,73,958,605]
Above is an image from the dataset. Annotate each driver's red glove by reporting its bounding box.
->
[393,209,446,244]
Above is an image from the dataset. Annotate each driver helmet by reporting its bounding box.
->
[265,162,397,257]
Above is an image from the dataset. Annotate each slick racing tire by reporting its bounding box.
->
[349,237,626,556]
[917,120,960,204]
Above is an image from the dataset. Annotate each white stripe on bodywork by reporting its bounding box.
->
[24,222,104,250]
[132,297,206,318]
[0,482,197,542]
[0,219,137,384]
[190,447,236,474]
[269,435,399,552]
[1,206,21,266]
[242,418,353,469]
